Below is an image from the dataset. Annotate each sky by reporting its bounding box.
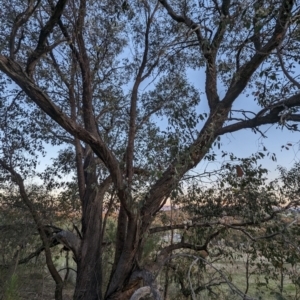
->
[37,71,300,185]
[30,11,299,185]
[186,69,299,180]
[34,58,300,185]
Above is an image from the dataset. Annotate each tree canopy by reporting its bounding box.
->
[0,0,300,299]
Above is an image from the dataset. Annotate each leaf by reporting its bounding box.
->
[236,165,244,177]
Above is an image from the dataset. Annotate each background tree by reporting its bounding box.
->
[0,0,300,299]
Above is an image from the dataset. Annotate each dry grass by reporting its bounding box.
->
[0,262,75,300]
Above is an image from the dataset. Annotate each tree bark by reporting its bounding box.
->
[73,155,110,300]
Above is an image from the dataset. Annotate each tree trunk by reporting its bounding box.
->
[74,154,105,300]
[73,194,103,300]
[105,216,140,299]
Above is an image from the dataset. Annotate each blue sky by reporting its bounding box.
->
[36,66,299,184]
[186,68,299,180]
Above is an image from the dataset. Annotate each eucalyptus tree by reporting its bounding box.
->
[0,0,300,299]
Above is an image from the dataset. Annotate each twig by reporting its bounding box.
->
[156,253,257,300]
[188,257,199,300]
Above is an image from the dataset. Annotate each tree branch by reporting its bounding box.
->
[0,56,126,206]
[277,47,300,89]
[159,0,221,110]
[126,2,159,189]
[223,0,294,107]
[26,0,68,76]
[0,158,63,295]
[54,230,81,260]
[218,93,300,135]
[9,0,41,59]
[155,253,256,299]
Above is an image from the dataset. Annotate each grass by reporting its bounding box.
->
[0,258,75,300]
[1,254,299,300]
[3,274,19,300]
[205,258,299,300]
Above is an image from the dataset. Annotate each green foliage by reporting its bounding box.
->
[0,0,300,299]
[155,157,300,299]
[3,274,19,300]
